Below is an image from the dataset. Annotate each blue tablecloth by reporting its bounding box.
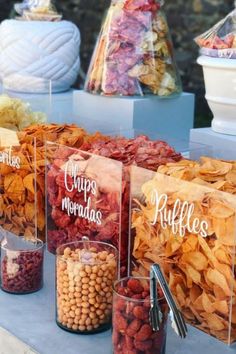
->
[0,253,235,354]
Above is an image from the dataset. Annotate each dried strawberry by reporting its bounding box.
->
[116,336,125,352]
[134,339,153,351]
[114,314,128,333]
[112,330,120,346]
[132,294,143,300]
[142,291,149,299]
[152,334,166,348]
[126,350,139,354]
[144,296,151,308]
[114,298,126,312]
[133,305,149,320]
[114,350,123,354]
[127,278,144,294]
[126,319,142,337]
[125,301,136,318]
[135,324,153,341]
[125,336,134,350]
[118,286,133,298]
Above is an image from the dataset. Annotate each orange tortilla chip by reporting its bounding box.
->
[23,174,35,195]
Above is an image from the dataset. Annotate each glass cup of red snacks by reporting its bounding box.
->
[56,239,118,334]
[0,236,44,294]
[112,277,169,354]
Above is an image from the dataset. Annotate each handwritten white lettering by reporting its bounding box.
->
[63,161,102,225]
[62,197,102,225]
[150,190,208,238]
[0,147,20,169]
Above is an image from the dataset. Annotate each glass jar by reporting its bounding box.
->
[0,237,44,294]
[56,240,118,334]
[112,277,168,354]
[85,0,182,97]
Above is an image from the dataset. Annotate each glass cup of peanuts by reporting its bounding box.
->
[112,277,169,354]
[56,239,118,334]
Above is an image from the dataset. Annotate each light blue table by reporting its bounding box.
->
[0,253,235,354]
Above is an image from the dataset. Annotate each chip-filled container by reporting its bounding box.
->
[0,236,44,294]
[56,239,118,334]
[129,161,236,345]
[85,0,182,97]
[112,276,168,354]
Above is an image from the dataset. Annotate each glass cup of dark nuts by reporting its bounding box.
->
[0,237,44,294]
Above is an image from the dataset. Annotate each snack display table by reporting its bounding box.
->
[0,253,235,354]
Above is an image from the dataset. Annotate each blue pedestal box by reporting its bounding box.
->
[73,90,195,141]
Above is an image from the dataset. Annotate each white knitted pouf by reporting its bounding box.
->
[0,20,81,93]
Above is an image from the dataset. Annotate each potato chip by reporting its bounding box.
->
[199,157,232,176]
[202,292,215,313]
[213,300,228,315]
[197,237,218,266]
[209,199,235,218]
[214,247,231,265]
[181,251,208,271]
[0,95,46,131]
[226,170,236,185]
[190,285,202,303]
[176,283,186,307]
[186,265,201,284]
[201,313,226,331]
[231,305,236,324]
[193,294,204,311]
[206,269,231,296]
[182,235,198,253]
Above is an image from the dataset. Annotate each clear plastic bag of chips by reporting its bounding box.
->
[15,0,62,21]
[195,8,236,59]
[85,0,182,97]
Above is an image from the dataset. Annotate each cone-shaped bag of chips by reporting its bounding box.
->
[85,0,182,97]
[195,7,236,59]
[15,0,62,21]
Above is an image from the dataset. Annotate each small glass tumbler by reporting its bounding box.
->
[56,240,118,334]
[112,277,169,354]
[0,237,44,294]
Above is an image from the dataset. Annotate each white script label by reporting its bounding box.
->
[150,190,208,238]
